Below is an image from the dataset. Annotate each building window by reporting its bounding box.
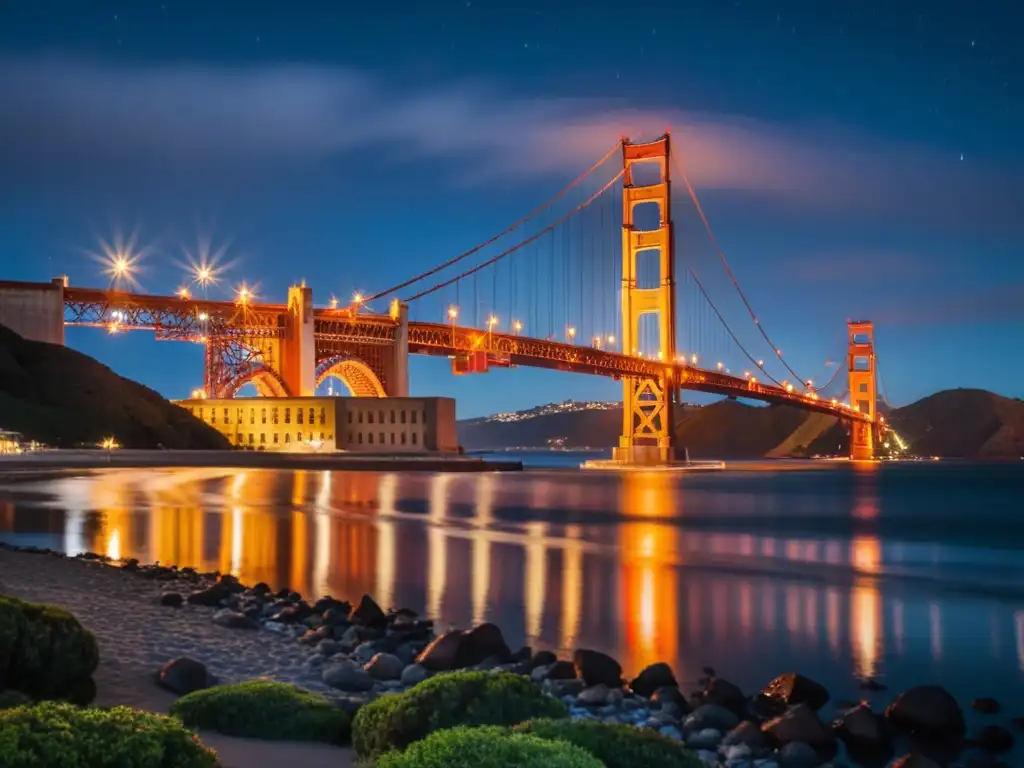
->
[390,410,395,424]
[411,410,418,424]
[261,408,267,424]
[297,408,304,425]
[358,433,363,444]
[378,410,384,424]
[284,408,291,424]
[250,410,255,425]
[211,410,217,424]
[347,431,353,443]
[347,412,353,424]
[412,432,418,445]
[248,433,254,445]
[224,407,230,424]
[273,433,279,444]
[400,410,406,424]
[272,407,279,425]
[368,432,374,444]
[390,433,395,444]
[297,432,303,442]
[368,411,374,424]
[319,408,326,425]
[379,432,384,444]
[401,433,406,445]
[260,433,266,444]
[319,432,325,440]
[358,412,363,424]
[309,408,315,425]
[196,408,203,420]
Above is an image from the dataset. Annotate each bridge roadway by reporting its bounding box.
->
[58,286,870,424]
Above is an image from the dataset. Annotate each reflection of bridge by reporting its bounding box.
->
[5,467,1022,681]
[0,135,884,460]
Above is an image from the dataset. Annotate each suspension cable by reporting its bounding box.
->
[404,171,624,303]
[814,353,847,392]
[683,260,784,387]
[670,150,809,386]
[363,142,622,304]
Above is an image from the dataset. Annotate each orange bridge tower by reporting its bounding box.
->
[612,135,678,466]
[848,320,877,460]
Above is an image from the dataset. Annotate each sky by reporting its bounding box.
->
[1,0,1022,418]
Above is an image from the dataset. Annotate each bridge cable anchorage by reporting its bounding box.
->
[403,171,625,303]
[670,150,811,387]
[682,261,785,387]
[362,141,622,304]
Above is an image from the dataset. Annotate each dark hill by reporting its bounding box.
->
[0,324,229,450]
[460,389,1024,459]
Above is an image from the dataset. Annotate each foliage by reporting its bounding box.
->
[170,680,349,744]
[0,701,220,767]
[0,595,98,702]
[376,725,604,768]
[352,670,567,760]
[0,691,30,710]
[516,717,706,768]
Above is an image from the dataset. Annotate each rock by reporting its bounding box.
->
[530,650,558,670]
[630,662,678,698]
[351,594,387,628]
[457,623,511,667]
[547,660,577,680]
[776,741,821,768]
[543,678,585,698]
[155,657,210,695]
[186,584,230,606]
[312,596,350,615]
[270,604,313,623]
[299,626,330,644]
[972,724,1014,753]
[832,703,890,761]
[364,652,405,681]
[159,592,184,607]
[322,660,374,692]
[761,672,830,711]
[250,581,271,596]
[762,703,836,755]
[511,646,532,663]
[578,684,611,706]
[400,663,429,687]
[971,697,1002,715]
[218,574,245,593]
[212,608,259,630]
[721,721,766,750]
[686,728,722,750]
[885,685,966,743]
[415,631,465,672]
[703,677,747,713]
[323,607,350,626]
[683,704,739,733]
[572,649,622,687]
[651,685,691,714]
[352,642,380,665]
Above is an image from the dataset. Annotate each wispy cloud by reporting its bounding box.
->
[777,250,928,284]
[0,55,1021,234]
[875,283,1024,326]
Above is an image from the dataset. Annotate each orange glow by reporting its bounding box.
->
[850,535,883,678]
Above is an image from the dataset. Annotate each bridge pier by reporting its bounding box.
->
[848,320,877,460]
[280,285,317,397]
[0,278,66,345]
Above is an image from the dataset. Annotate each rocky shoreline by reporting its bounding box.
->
[1,543,1020,768]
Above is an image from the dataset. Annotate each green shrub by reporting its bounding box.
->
[516,718,705,768]
[0,700,219,767]
[376,725,604,768]
[352,670,568,760]
[0,595,98,702]
[0,690,30,710]
[170,680,349,745]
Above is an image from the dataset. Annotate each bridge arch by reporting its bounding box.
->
[315,356,386,398]
[222,366,291,399]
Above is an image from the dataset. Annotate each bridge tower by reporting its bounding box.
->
[848,320,877,461]
[612,135,678,466]
[279,284,317,397]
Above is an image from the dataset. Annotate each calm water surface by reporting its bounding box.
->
[2,453,1023,753]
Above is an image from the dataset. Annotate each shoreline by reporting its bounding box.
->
[1,544,1019,767]
[0,449,523,474]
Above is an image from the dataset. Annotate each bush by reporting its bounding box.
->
[516,718,705,767]
[170,680,349,744]
[0,690,30,710]
[352,670,568,760]
[0,700,219,767]
[376,725,604,768]
[0,595,99,702]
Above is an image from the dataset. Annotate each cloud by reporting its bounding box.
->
[0,55,1022,234]
[874,283,1024,326]
[776,250,927,284]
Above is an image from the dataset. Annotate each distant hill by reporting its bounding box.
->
[458,389,1024,459]
[0,324,229,450]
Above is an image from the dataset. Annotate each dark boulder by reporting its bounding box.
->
[971,724,1014,753]
[630,662,678,699]
[456,623,511,667]
[186,584,230,607]
[703,676,747,714]
[885,685,965,743]
[762,703,837,757]
[351,594,387,628]
[761,672,830,711]
[159,592,184,608]
[155,657,210,696]
[572,649,622,687]
[415,631,466,672]
[832,703,892,764]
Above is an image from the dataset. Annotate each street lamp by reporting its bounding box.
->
[512,320,522,335]
[487,315,498,347]
[567,326,576,342]
[448,306,458,344]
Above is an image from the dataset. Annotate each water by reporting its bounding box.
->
[2,455,1023,757]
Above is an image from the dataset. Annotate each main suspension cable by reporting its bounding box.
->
[405,171,624,303]
[671,150,810,387]
[363,142,622,304]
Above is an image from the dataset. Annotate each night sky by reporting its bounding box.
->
[1,1,1021,417]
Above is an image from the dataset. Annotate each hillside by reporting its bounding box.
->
[459,389,1024,459]
[0,324,229,450]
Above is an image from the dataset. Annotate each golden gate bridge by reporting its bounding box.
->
[0,134,886,463]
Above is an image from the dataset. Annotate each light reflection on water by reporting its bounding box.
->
[2,461,1024,740]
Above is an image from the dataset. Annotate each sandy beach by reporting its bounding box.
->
[0,548,355,767]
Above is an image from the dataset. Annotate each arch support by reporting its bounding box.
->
[315,356,386,398]
[222,365,291,399]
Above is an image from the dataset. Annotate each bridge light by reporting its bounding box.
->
[831,398,838,405]
[487,315,498,328]
[716,362,723,371]
[606,335,615,345]
[690,353,697,364]
[177,287,191,299]
[750,376,757,384]
[806,379,813,387]
[776,349,782,356]
[198,312,208,322]
[353,292,364,304]
[447,306,459,319]
[329,296,339,309]
[785,383,793,392]
[656,350,663,360]
[107,322,119,334]
[757,359,764,367]
[195,265,213,284]
[513,320,522,334]
[567,326,576,340]
[743,371,750,378]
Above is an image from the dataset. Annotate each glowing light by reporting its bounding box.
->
[656,350,663,360]
[806,379,814,387]
[107,322,119,334]
[567,326,576,339]
[177,287,191,299]
[190,388,206,399]
[594,337,602,348]
[329,296,339,309]
[690,353,697,364]
[487,315,498,328]
[743,371,750,378]
[448,306,459,319]
[198,312,208,322]
[716,362,723,371]
[785,383,794,392]
[100,437,119,450]
[757,359,764,367]
[353,292,364,304]
[513,320,522,333]
[607,335,615,345]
